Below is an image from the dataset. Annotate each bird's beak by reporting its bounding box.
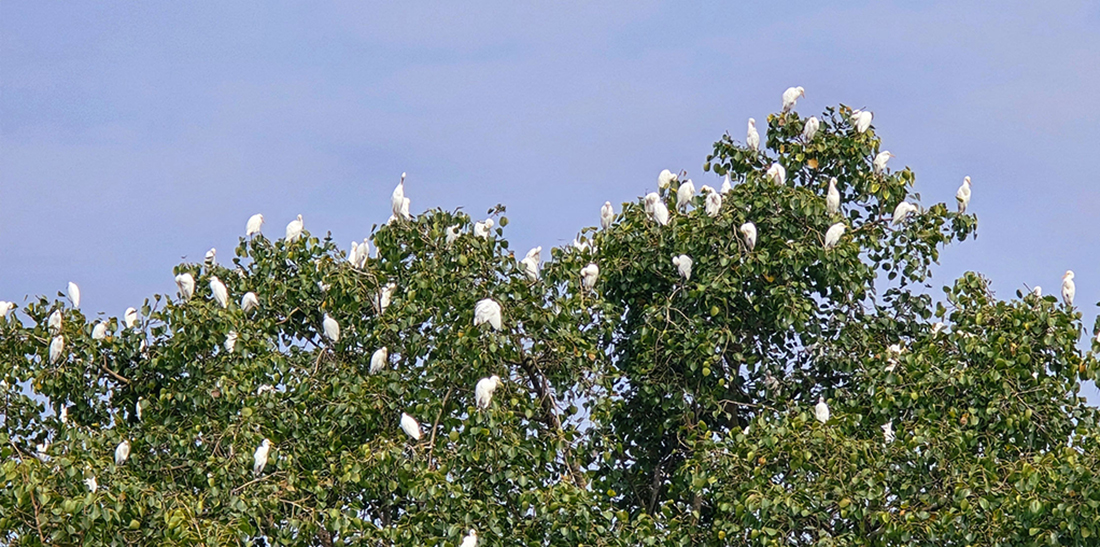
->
[800,90,806,98]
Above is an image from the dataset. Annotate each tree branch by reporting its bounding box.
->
[516,356,587,488]
[427,387,453,471]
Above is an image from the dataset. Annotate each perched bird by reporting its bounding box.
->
[115,440,130,466]
[49,335,64,364]
[36,442,50,462]
[956,176,972,213]
[746,118,760,151]
[826,178,840,215]
[704,187,722,217]
[0,301,14,319]
[932,322,945,335]
[68,282,81,308]
[209,276,229,309]
[872,151,895,175]
[824,223,846,249]
[645,193,670,226]
[241,292,259,313]
[370,347,389,374]
[766,163,786,185]
[781,86,805,112]
[84,476,98,493]
[205,248,217,267]
[285,214,304,242]
[475,375,502,409]
[91,321,107,341]
[882,421,895,444]
[322,313,340,343]
[376,283,396,314]
[175,273,195,300]
[740,222,758,251]
[657,169,677,190]
[1061,270,1075,307]
[801,116,820,141]
[572,238,591,253]
[720,174,733,195]
[124,307,139,329]
[460,529,478,547]
[672,255,693,281]
[814,396,830,423]
[48,310,62,335]
[676,179,696,211]
[348,241,364,267]
[400,412,421,441]
[473,219,495,238]
[892,202,918,226]
[136,397,144,421]
[391,172,407,218]
[246,213,265,237]
[600,201,615,229]
[253,439,271,476]
[446,225,461,245]
[851,109,873,133]
[59,406,68,424]
[520,247,542,281]
[224,331,238,353]
[474,298,503,331]
[395,197,412,221]
[580,263,600,290]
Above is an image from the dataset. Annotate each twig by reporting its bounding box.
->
[427,387,453,471]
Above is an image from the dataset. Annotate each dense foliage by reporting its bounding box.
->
[3,103,1099,546]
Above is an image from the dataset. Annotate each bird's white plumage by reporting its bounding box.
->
[746,118,760,151]
[49,335,64,364]
[826,177,840,215]
[68,282,81,308]
[205,248,217,267]
[781,86,805,112]
[649,195,669,226]
[720,174,733,195]
[1062,270,1075,307]
[572,238,591,253]
[224,331,238,353]
[932,322,945,335]
[740,222,757,251]
[766,163,786,185]
[175,273,195,300]
[48,310,62,335]
[704,187,722,217]
[1032,286,1042,297]
[581,263,600,290]
[600,201,615,229]
[956,176,972,213]
[0,301,14,319]
[246,213,265,236]
[882,421,895,444]
[115,440,130,466]
[241,292,259,313]
[59,406,68,424]
[676,179,696,211]
[253,439,271,476]
[657,169,677,190]
[391,172,407,219]
[475,375,502,409]
[92,321,108,340]
[285,214,304,242]
[873,151,894,175]
[801,116,820,141]
[400,412,421,441]
[814,396,830,423]
[376,283,395,314]
[892,202,917,226]
[370,347,389,374]
[322,313,340,343]
[136,397,144,421]
[520,246,542,281]
[124,307,138,329]
[84,476,98,493]
[474,219,494,238]
[851,109,873,133]
[474,298,503,331]
[209,276,229,309]
[446,225,460,245]
[824,223,846,249]
[460,529,478,547]
[672,255,693,281]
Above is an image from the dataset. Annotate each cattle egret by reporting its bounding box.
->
[720,174,733,195]
[349,241,363,267]
[391,172,407,218]
[766,163,786,185]
[370,347,389,374]
[224,331,238,353]
[645,193,670,226]
[68,282,81,308]
[474,298,503,331]
[581,263,600,290]
[209,276,229,309]
[175,273,195,300]
[286,214,304,242]
[746,118,760,151]
[781,86,805,112]
[124,307,138,329]
[253,439,271,476]
[115,440,130,466]
[672,255,693,281]
[59,405,68,424]
[49,335,64,364]
[48,310,62,334]
[446,225,460,245]
[826,178,840,215]
[676,179,696,211]
[84,476,98,493]
[92,322,108,340]
[1062,270,1075,307]
[801,116,820,141]
[814,396,830,423]
[572,238,593,255]
[1030,286,1042,297]
[824,223,846,249]
[241,292,259,313]
[474,219,494,238]
[932,322,945,335]
[460,529,478,547]
[475,375,502,409]
[36,442,50,462]
[658,169,677,190]
[400,412,421,441]
[204,248,217,268]
[956,176,972,213]
[600,201,615,229]
[520,247,542,281]
[882,421,895,444]
[851,109,873,133]
[704,188,722,217]
[376,283,396,314]
[873,151,894,175]
[246,213,265,236]
[892,202,918,226]
[398,196,412,220]
[0,301,14,319]
[136,397,144,421]
[322,313,340,343]
[740,222,757,251]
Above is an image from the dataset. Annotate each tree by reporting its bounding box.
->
[2,102,1098,546]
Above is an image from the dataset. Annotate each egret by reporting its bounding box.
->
[740,222,757,251]
[224,331,238,353]
[136,397,144,421]
[48,310,62,334]
[657,169,677,190]
[36,442,50,462]
[932,322,945,335]
[92,321,108,340]
[766,162,786,185]
[1061,270,1075,307]
[801,116,820,141]
[400,412,422,441]
[49,335,64,364]
[672,255,693,281]
[1032,286,1042,297]
[115,439,130,466]
[882,421,895,444]
[956,176,972,213]
[781,86,805,112]
[474,219,494,238]
[572,237,592,253]
[581,263,600,290]
[676,179,696,211]
[124,307,138,329]
[68,282,81,308]
[175,273,195,300]
[892,202,918,226]
[391,172,407,218]
[322,313,340,343]
[241,292,259,313]
[872,151,894,175]
[349,238,370,268]
[446,225,461,245]
[475,375,502,409]
[824,223,846,249]
[704,187,722,217]
[460,529,478,547]
[253,439,271,476]
[398,196,412,220]
[376,283,396,314]
[204,248,217,268]
[285,214,304,242]
[600,201,615,229]
[520,247,542,281]
[0,301,14,319]
[84,476,98,493]
[349,241,363,267]
[746,118,760,151]
[851,109,873,133]
[720,174,733,195]
[209,276,229,309]
[474,298,503,331]
[370,347,389,374]
[645,193,669,226]
[814,396,830,423]
[59,406,68,424]
[826,177,840,215]
[246,213,265,237]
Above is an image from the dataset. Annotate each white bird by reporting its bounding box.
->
[814,396,830,423]
[49,335,64,364]
[1062,270,1075,307]
[35,442,50,462]
[740,222,757,251]
[253,439,271,476]
[824,223,846,249]
[475,375,502,409]
[397,196,412,221]
[956,176,972,213]
[676,179,696,211]
[370,347,389,374]
[391,172,407,219]
[446,225,461,245]
[48,310,62,335]
[115,440,130,466]
[474,298,503,331]
[645,193,670,226]
[672,255,693,281]
[600,201,615,229]
[285,214,304,242]
[766,162,786,185]
[92,321,108,340]
[84,476,98,493]
[460,529,478,547]
[520,247,542,281]
[0,301,14,319]
[322,313,340,343]
[136,397,144,421]
[932,322,945,335]
[851,109,873,133]
[720,174,733,195]
[474,219,495,238]
[781,86,805,112]
[246,213,265,237]
[124,307,138,329]
[882,421,895,444]
[376,283,395,314]
[400,412,421,441]
[204,248,217,268]
[801,116,820,141]
[657,169,677,190]
[581,263,600,290]
[873,151,895,175]
[224,331,238,353]
[59,405,68,424]
[572,237,592,253]
[892,202,918,226]
[746,118,760,151]
[826,177,840,215]
[68,282,81,308]
[704,187,722,217]
[175,273,195,300]
[209,276,229,309]
[241,292,259,313]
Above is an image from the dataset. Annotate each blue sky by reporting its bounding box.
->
[3,2,1099,399]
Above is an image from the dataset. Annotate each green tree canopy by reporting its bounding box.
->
[3,102,1099,546]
